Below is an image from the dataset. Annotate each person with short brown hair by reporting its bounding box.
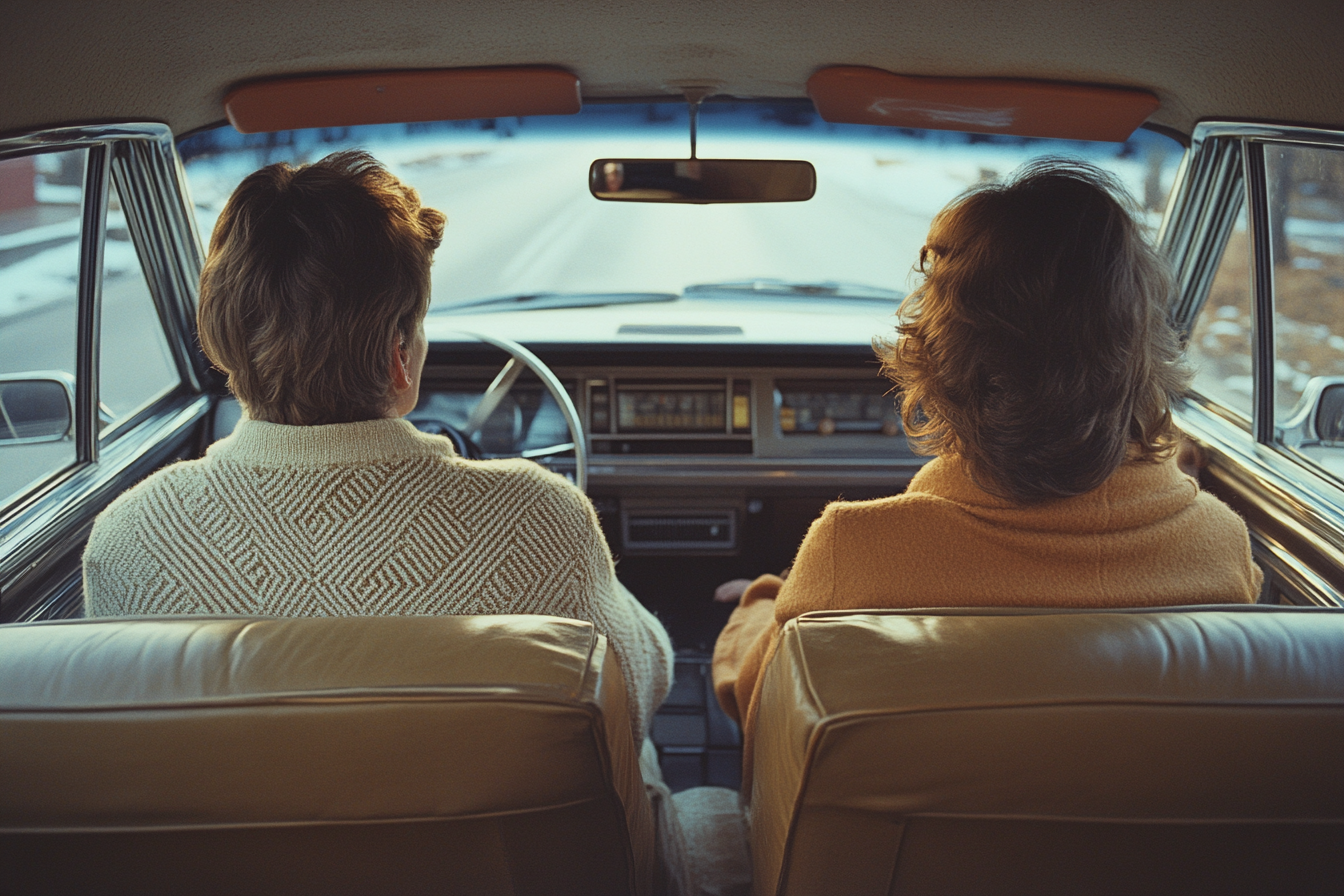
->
[712,160,1263,790]
[83,150,674,745]
[197,150,443,426]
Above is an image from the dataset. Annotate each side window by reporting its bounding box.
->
[0,148,86,509]
[1188,199,1253,422]
[1267,143,1344,481]
[1269,144,1344,422]
[99,180,179,434]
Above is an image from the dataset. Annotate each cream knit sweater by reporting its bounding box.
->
[83,417,674,743]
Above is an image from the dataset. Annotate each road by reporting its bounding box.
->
[383,143,946,305]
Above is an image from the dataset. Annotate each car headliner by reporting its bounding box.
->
[2,0,1342,140]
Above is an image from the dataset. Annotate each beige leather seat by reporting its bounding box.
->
[0,614,653,896]
[750,605,1344,896]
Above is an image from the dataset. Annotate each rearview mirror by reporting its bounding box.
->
[590,158,816,204]
[0,375,74,443]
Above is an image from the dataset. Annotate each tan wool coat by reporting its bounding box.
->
[712,453,1264,789]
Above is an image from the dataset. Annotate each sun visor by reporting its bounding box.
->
[224,67,581,134]
[807,66,1158,142]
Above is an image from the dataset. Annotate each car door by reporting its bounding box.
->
[1165,122,1344,607]
[0,124,213,622]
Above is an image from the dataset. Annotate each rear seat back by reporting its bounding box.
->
[751,605,1344,896]
[0,614,652,896]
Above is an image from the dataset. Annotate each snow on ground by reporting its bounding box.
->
[0,212,138,319]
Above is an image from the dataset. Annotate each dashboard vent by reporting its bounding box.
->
[618,324,744,336]
[622,509,737,553]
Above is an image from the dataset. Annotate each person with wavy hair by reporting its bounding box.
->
[711,160,1263,789]
[892,159,1188,502]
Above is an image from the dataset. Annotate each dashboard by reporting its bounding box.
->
[413,362,923,488]
[417,328,926,645]
[412,348,924,578]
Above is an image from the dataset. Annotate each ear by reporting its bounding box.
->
[389,337,412,391]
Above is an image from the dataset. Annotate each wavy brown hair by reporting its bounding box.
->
[198,150,446,425]
[879,160,1189,504]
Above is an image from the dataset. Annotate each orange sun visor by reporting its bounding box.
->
[807,66,1159,142]
[224,67,581,134]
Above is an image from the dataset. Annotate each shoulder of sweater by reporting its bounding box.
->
[818,488,943,521]
[452,457,598,521]
[85,457,207,550]
[98,456,207,513]
[451,456,585,498]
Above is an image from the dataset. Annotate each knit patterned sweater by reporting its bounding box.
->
[83,417,674,743]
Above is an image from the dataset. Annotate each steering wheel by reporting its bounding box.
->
[413,331,587,492]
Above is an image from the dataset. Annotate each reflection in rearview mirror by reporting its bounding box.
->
[590,159,816,204]
[0,378,74,443]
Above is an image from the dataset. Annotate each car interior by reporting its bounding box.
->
[2,2,1343,894]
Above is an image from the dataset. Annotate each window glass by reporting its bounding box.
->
[99,179,178,433]
[178,108,1184,328]
[0,148,86,509]
[1188,200,1253,421]
[1270,143,1344,424]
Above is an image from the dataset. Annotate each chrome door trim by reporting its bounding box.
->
[76,142,110,465]
[1242,140,1275,443]
[0,122,183,154]
[1251,530,1342,608]
[1177,399,1344,594]
[110,132,206,391]
[1161,131,1245,329]
[1167,121,1344,604]
[1191,121,1344,147]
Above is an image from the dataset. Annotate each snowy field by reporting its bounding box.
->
[0,210,140,320]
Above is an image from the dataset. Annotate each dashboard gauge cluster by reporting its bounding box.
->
[775,379,902,436]
[415,362,923,481]
[617,387,726,432]
[588,378,754,454]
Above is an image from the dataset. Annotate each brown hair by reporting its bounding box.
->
[879,159,1189,504]
[198,150,446,425]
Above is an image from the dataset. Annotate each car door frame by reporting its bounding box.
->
[1163,120,1344,608]
[0,123,213,622]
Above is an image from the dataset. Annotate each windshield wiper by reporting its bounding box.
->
[684,279,904,301]
[436,292,678,313]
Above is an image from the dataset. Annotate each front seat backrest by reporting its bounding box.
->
[0,614,652,896]
[751,605,1344,896]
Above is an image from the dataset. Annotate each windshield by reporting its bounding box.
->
[178,101,1184,312]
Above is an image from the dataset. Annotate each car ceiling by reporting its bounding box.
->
[2,0,1342,140]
